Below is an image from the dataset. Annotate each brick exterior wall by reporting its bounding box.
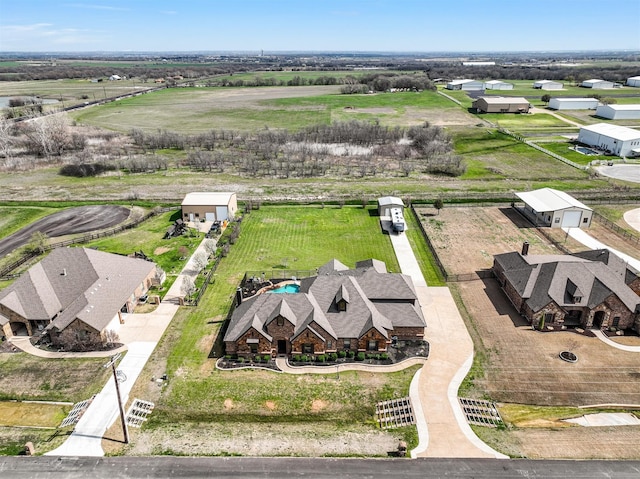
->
[50,319,101,348]
[392,327,425,340]
[291,329,326,355]
[356,328,388,352]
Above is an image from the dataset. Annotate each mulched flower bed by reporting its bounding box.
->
[218,340,429,370]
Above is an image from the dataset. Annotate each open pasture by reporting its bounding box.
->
[71,85,473,132]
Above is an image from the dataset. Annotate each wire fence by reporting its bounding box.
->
[591,211,640,248]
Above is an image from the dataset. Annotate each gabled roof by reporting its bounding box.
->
[181,192,235,206]
[377,196,404,207]
[484,80,511,85]
[0,248,155,333]
[476,96,529,105]
[495,250,640,314]
[579,123,640,142]
[598,104,640,111]
[225,259,426,344]
[515,187,591,213]
[447,79,477,85]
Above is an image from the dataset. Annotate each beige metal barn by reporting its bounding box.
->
[181,192,238,223]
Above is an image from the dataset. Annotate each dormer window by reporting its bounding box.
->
[573,296,582,304]
[277,316,284,326]
[335,284,349,312]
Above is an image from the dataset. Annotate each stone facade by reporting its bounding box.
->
[493,252,640,332]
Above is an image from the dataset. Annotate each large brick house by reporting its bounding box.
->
[493,249,640,332]
[0,247,159,349]
[224,259,426,357]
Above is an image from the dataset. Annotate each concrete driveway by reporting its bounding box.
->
[45,232,214,457]
[388,230,506,459]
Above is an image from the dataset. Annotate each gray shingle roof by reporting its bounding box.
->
[0,247,155,334]
[225,259,426,343]
[495,250,640,314]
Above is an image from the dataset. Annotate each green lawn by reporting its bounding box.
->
[0,206,57,239]
[145,205,420,450]
[0,353,110,402]
[454,129,589,181]
[85,210,202,295]
[165,205,400,374]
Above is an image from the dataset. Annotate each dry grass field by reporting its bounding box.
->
[414,206,560,276]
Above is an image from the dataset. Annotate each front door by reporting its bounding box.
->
[277,340,287,355]
[593,311,605,329]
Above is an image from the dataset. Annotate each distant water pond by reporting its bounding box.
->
[0,96,60,108]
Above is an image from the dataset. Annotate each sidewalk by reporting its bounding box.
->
[388,231,506,459]
[563,227,640,271]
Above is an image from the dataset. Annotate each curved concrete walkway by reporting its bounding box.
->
[563,227,640,272]
[274,356,427,374]
[593,329,640,352]
[388,231,506,459]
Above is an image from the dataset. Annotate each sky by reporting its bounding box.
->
[1,0,639,53]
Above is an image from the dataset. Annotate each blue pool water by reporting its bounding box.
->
[269,284,300,294]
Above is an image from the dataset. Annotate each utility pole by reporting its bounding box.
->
[103,353,129,444]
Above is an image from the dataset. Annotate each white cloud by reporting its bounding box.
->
[0,23,107,50]
[64,3,130,11]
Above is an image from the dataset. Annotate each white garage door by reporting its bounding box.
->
[562,211,582,228]
[216,206,229,221]
[205,212,215,221]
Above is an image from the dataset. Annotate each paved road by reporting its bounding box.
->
[0,205,130,257]
[2,457,640,479]
[623,207,640,232]
[595,164,640,184]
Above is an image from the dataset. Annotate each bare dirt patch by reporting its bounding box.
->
[311,399,327,412]
[265,400,277,411]
[0,205,131,257]
[415,206,560,275]
[154,246,171,255]
[223,399,234,410]
[344,107,396,115]
[125,422,399,457]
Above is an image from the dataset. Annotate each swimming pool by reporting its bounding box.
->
[269,283,300,294]
[574,146,600,156]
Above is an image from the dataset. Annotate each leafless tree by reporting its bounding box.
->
[181,276,196,299]
[192,251,208,272]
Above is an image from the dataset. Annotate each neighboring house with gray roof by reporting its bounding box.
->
[0,247,158,349]
[224,259,426,357]
[493,249,640,332]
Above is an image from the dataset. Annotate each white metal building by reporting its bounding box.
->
[627,76,640,87]
[548,98,599,110]
[181,192,238,223]
[377,196,404,216]
[595,104,640,120]
[577,123,640,158]
[581,79,616,89]
[515,188,592,229]
[445,79,484,91]
[533,80,563,90]
[484,80,514,90]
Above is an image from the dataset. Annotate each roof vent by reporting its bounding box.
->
[61,268,67,276]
